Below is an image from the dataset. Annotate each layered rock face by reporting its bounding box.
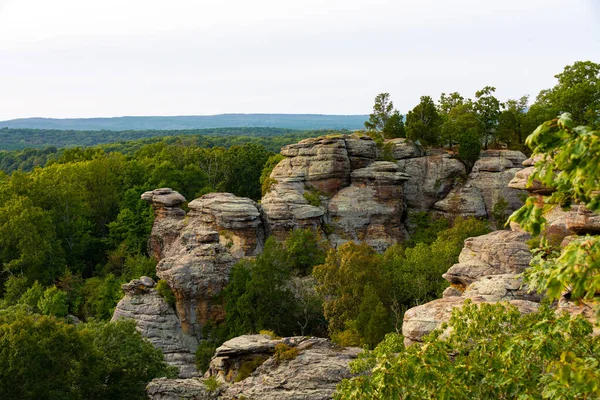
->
[111,277,198,378]
[146,334,360,400]
[262,134,413,251]
[328,161,409,251]
[432,151,526,220]
[187,193,264,258]
[156,230,235,337]
[402,230,540,346]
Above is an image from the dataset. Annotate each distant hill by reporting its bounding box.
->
[0,114,368,131]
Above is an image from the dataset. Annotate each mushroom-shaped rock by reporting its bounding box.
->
[142,188,187,260]
[472,157,514,173]
[479,150,527,168]
[384,138,424,160]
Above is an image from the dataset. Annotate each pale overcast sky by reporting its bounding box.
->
[0,0,598,120]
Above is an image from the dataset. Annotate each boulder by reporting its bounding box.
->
[396,155,466,210]
[328,162,409,252]
[443,230,532,288]
[402,297,540,346]
[187,193,264,258]
[156,231,235,337]
[472,157,514,173]
[508,166,553,194]
[432,184,487,218]
[142,188,187,260]
[385,138,424,160]
[344,135,377,169]
[565,204,600,234]
[479,150,527,168]
[112,277,198,378]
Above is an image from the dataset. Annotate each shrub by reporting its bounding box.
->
[303,190,321,207]
[156,279,176,309]
[274,343,299,363]
[234,355,268,382]
[195,340,218,374]
[203,376,221,392]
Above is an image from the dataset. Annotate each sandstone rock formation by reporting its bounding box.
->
[442,230,532,289]
[432,184,487,218]
[396,154,466,211]
[402,230,538,346]
[402,297,539,346]
[111,277,198,378]
[187,193,264,258]
[156,230,235,337]
[328,161,409,251]
[146,334,360,400]
[142,188,187,260]
[262,134,412,251]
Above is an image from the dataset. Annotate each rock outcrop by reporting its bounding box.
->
[111,277,198,378]
[328,161,409,251]
[396,154,466,211]
[142,188,187,260]
[442,230,532,289]
[187,193,264,258]
[402,297,540,346]
[262,134,412,251]
[402,230,539,346]
[156,230,235,337]
[146,334,361,400]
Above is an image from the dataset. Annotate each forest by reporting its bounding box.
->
[0,60,598,399]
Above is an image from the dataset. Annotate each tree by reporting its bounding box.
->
[313,242,390,346]
[405,96,442,146]
[223,238,299,337]
[440,102,481,150]
[437,92,465,115]
[497,95,529,148]
[365,93,405,139]
[537,61,600,126]
[474,86,501,148]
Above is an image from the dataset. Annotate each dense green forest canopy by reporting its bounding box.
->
[0,126,347,152]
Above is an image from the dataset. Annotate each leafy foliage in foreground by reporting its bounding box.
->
[509,113,600,317]
[0,310,176,399]
[336,302,600,399]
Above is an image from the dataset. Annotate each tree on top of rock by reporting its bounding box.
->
[364,93,406,139]
[474,86,501,149]
[405,96,442,146]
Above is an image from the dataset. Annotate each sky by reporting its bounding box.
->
[0,0,599,120]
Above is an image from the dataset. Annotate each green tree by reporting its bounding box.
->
[440,102,481,150]
[497,95,529,148]
[365,93,405,139]
[223,238,299,337]
[538,61,600,126]
[474,86,501,148]
[405,96,442,146]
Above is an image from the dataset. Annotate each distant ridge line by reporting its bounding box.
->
[0,113,368,131]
